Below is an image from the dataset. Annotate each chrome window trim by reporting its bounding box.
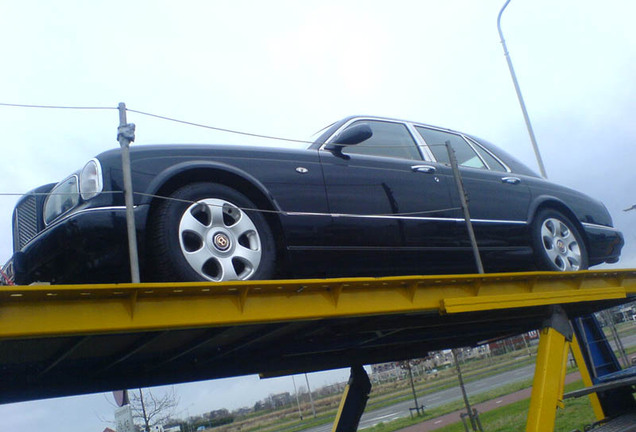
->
[464,136,512,173]
[413,124,491,170]
[319,117,427,161]
[43,174,80,227]
[405,122,435,162]
[319,116,514,173]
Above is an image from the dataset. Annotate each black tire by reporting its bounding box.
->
[531,208,588,271]
[148,182,275,282]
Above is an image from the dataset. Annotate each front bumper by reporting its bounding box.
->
[8,205,149,285]
[582,223,624,265]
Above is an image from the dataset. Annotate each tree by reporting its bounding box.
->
[129,388,180,431]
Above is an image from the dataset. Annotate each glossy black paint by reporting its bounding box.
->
[7,116,624,284]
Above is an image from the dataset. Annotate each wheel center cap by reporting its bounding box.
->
[556,239,566,254]
[213,232,231,251]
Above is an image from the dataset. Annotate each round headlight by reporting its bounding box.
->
[80,159,103,200]
[44,176,80,225]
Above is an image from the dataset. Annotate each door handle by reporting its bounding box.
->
[501,176,521,185]
[411,165,436,174]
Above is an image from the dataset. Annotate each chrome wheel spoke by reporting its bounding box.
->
[217,257,239,281]
[234,244,260,267]
[208,202,226,227]
[183,247,215,275]
[180,209,209,238]
[229,213,257,237]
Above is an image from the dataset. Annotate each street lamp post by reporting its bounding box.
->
[497,0,548,179]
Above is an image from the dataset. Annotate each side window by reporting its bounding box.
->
[415,127,486,169]
[341,121,422,160]
[470,141,508,172]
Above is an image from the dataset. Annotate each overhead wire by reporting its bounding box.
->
[1,101,466,219]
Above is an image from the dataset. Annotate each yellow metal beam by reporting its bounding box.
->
[527,326,569,431]
[0,269,634,339]
[569,333,605,420]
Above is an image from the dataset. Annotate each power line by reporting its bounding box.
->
[126,109,312,145]
[0,102,116,110]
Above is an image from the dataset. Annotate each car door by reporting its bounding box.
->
[317,119,457,273]
[415,126,532,250]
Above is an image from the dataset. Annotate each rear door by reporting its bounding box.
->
[415,126,532,250]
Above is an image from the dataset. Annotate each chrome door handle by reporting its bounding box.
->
[501,176,521,185]
[411,165,436,174]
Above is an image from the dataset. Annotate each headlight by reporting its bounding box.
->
[44,175,80,225]
[80,159,103,200]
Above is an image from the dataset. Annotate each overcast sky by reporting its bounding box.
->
[1,0,635,431]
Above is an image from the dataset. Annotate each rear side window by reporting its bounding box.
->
[415,127,486,169]
[470,141,508,172]
[342,120,422,160]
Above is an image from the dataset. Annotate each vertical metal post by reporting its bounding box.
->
[497,0,548,179]
[445,141,484,274]
[117,102,140,283]
[569,333,605,420]
[527,306,572,431]
[407,362,421,416]
[453,349,478,431]
[304,373,316,418]
[292,375,303,420]
[603,310,629,367]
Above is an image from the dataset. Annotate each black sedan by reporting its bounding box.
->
[6,116,624,285]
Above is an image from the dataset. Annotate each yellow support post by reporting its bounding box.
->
[569,333,605,420]
[526,306,571,432]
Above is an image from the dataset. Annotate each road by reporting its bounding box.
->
[305,328,636,432]
[305,363,536,432]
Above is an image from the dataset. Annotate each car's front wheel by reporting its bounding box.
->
[149,183,275,282]
[531,208,588,271]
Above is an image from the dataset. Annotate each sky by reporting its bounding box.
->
[0,0,635,430]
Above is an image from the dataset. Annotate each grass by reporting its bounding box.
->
[363,380,597,432]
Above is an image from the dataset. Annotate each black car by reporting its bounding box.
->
[6,116,623,285]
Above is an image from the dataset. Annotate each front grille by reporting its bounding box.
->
[14,194,39,250]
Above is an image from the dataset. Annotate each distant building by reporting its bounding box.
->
[267,392,292,408]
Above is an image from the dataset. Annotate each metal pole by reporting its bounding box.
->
[497,0,548,179]
[117,102,140,283]
[138,388,150,432]
[445,141,484,274]
[603,310,629,367]
[407,362,421,416]
[292,375,303,420]
[304,373,317,418]
[453,349,478,431]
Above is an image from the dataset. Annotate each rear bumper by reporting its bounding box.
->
[582,223,624,265]
[7,205,148,285]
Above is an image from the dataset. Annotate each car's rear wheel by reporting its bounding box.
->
[531,208,588,271]
[149,183,275,282]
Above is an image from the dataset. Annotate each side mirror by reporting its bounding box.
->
[324,123,373,160]
[330,123,373,145]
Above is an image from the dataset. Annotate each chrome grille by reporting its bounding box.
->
[14,195,39,250]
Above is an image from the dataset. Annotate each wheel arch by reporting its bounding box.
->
[144,162,288,267]
[528,196,590,253]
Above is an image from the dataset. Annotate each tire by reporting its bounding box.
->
[531,208,588,271]
[149,182,275,282]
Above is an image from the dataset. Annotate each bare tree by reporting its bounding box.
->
[129,388,180,431]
